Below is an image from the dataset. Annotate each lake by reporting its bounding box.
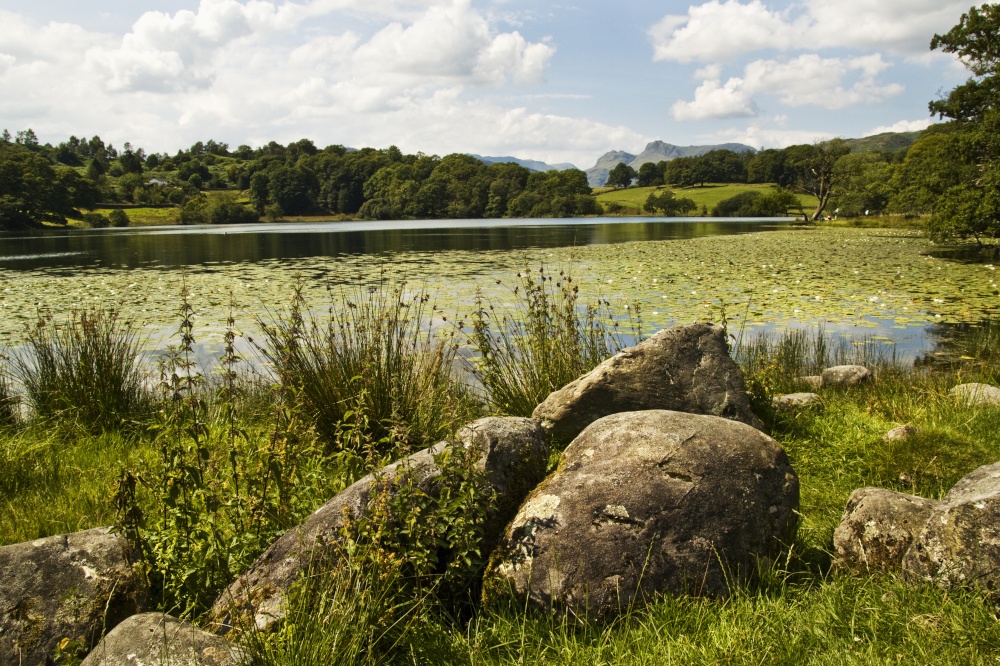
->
[0,218,994,368]
[0,217,790,271]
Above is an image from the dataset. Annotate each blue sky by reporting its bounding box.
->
[0,0,975,168]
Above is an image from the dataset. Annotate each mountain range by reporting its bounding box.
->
[474,130,923,187]
[585,141,756,187]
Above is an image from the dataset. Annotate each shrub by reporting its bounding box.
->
[82,211,110,228]
[108,209,130,227]
[210,201,259,224]
[13,307,151,431]
[468,266,640,417]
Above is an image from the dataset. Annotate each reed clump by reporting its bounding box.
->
[257,280,476,454]
[468,266,640,416]
[12,307,152,432]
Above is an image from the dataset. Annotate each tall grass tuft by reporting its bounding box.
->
[13,307,151,432]
[0,351,18,427]
[734,326,900,397]
[257,279,475,453]
[468,266,640,417]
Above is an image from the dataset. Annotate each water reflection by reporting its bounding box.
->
[926,244,1000,264]
[0,218,790,272]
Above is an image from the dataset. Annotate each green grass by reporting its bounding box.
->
[595,183,819,216]
[90,206,180,226]
[6,273,1000,663]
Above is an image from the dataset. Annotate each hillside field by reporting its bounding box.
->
[595,183,820,216]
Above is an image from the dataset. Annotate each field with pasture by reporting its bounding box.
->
[595,183,820,216]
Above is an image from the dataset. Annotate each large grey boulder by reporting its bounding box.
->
[821,365,871,388]
[0,527,148,666]
[833,487,939,574]
[903,461,1000,595]
[81,613,244,666]
[532,323,763,446]
[949,383,1000,407]
[210,416,548,632]
[483,410,798,621]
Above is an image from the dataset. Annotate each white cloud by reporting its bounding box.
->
[651,0,971,62]
[672,53,904,120]
[705,121,836,150]
[865,118,935,135]
[0,0,566,155]
[671,78,757,121]
[651,1,798,64]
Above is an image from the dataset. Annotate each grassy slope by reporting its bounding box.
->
[595,183,820,215]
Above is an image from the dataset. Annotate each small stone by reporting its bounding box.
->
[772,392,823,411]
[884,424,918,442]
[821,365,871,388]
[949,383,1000,407]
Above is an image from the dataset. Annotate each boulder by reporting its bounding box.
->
[949,383,1000,407]
[903,461,1000,595]
[0,527,147,666]
[884,424,918,442]
[532,323,763,446]
[483,410,798,621]
[821,365,871,388]
[80,613,244,666]
[210,416,548,632]
[772,392,823,411]
[833,487,939,573]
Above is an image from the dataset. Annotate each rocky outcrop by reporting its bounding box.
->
[80,613,244,666]
[821,365,871,388]
[949,383,1000,407]
[210,416,548,632]
[903,461,1000,596]
[833,487,939,573]
[0,527,148,666]
[532,324,763,446]
[772,393,823,411]
[483,410,798,621]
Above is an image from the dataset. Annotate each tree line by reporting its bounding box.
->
[0,134,599,230]
[4,0,1000,243]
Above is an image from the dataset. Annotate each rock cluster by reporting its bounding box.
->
[0,322,787,661]
[483,410,798,620]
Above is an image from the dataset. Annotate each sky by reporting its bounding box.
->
[0,0,978,168]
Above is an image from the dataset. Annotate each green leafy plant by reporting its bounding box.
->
[117,290,336,619]
[468,266,640,416]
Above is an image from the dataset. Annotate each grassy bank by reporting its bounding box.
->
[595,182,820,215]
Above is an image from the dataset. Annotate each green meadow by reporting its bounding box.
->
[595,183,820,215]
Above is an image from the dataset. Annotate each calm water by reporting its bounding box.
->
[0,217,791,271]
[0,217,983,365]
